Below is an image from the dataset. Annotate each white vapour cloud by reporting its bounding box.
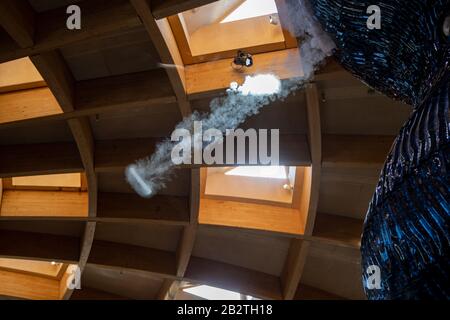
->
[126,0,336,198]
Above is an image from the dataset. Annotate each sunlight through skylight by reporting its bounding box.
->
[184,285,242,300]
[221,0,278,24]
[225,166,287,179]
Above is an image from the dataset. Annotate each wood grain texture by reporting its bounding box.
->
[185,48,303,98]
[0,190,88,217]
[0,0,141,63]
[199,198,304,236]
[0,58,45,93]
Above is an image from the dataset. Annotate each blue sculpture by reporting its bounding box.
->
[308,0,449,299]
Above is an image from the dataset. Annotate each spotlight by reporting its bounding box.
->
[232,50,253,70]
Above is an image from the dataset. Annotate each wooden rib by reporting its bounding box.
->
[0,143,83,178]
[131,0,191,117]
[0,230,80,263]
[185,48,303,99]
[31,51,98,301]
[185,257,282,300]
[303,84,322,234]
[281,84,322,300]
[97,193,190,225]
[157,279,179,300]
[151,0,220,20]
[30,51,75,112]
[0,0,35,48]
[0,58,45,93]
[0,0,141,64]
[176,169,200,277]
[322,134,394,168]
[88,240,177,278]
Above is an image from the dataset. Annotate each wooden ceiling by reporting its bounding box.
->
[0,0,410,300]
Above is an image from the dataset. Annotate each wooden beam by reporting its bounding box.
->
[281,240,310,299]
[131,0,191,117]
[75,69,175,113]
[0,70,175,128]
[156,279,180,300]
[322,135,395,169]
[97,193,190,225]
[0,0,141,64]
[0,193,190,226]
[185,257,282,300]
[0,143,83,178]
[88,240,177,278]
[0,87,62,125]
[303,84,322,234]
[0,190,88,218]
[185,48,303,99]
[152,0,220,20]
[0,0,35,48]
[0,230,80,263]
[96,134,311,172]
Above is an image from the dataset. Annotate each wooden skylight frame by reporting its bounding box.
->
[167,0,297,64]
[0,173,89,218]
[198,165,314,236]
[0,258,76,300]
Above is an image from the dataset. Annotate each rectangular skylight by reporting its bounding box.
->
[225,166,288,179]
[221,0,278,23]
[184,285,242,300]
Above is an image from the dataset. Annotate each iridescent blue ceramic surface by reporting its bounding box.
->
[308,0,450,299]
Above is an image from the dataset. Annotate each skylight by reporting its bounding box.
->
[184,285,242,300]
[225,166,287,179]
[221,0,278,24]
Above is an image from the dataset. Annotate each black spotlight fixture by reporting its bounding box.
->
[232,50,253,70]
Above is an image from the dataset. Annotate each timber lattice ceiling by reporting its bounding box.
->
[0,0,411,300]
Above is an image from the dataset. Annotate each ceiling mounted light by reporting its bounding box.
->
[232,50,253,70]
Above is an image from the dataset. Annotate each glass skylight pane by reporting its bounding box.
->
[225,166,287,179]
[184,285,242,300]
[221,0,278,23]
